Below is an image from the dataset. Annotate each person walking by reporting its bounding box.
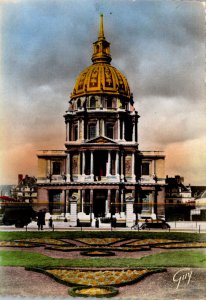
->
[37,210,45,230]
[48,217,53,229]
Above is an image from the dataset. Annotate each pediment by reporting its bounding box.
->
[86,136,116,144]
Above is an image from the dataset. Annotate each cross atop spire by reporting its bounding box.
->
[98,14,105,40]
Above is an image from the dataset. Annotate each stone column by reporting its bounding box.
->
[102,119,105,136]
[115,190,119,213]
[122,121,125,140]
[115,151,120,181]
[66,122,70,142]
[107,189,111,215]
[66,153,71,182]
[82,119,84,140]
[90,189,94,221]
[90,151,94,181]
[106,151,111,176]
[151,191,156,219]
[120,151,125,182]
[82,189,85,213]
[126,196,134,227]
[77,120,79,140]
[135,117,138,143]
[117,119,120,140]
[82,151,85,179]
[132,122,135,142]
[120,189,124,212]
[97,120,100,136]
[131,152,136,182]
[70,196,78,226]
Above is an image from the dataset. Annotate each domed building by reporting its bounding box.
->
[36,15,166,226]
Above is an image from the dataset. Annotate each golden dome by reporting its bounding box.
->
[71,15,131,100]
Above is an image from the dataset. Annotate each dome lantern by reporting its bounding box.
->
[91,14,112,64]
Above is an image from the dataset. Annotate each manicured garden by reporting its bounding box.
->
[0,231,205,298]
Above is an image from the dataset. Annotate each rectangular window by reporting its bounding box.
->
[53,192,61,210]
[90,97,96,108]
[106,124,114,139]
[53,162,61,175]
[88,124,96,139]
[142,163,150,176]
[142,194,150,211]
[107,98,113,108]
[49,191,61,213]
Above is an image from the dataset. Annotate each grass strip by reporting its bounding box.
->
[0,231,205,242]
[0,250,205,268]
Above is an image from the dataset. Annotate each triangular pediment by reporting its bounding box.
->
[86,136,116,144]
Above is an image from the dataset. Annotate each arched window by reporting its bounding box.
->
[77,98,81,108]
[90,97,96,109]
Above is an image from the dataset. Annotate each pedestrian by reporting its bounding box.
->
[37,210,45,230]
[48,217,53,229]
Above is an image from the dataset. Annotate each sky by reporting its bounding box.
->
[0,0,205,185]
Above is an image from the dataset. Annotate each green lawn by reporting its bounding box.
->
[0,250,205,268]
[0,231,206,242]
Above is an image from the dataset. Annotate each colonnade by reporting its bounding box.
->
[66,151,136,182]
[66,117,137,142]
[77,188,124,215]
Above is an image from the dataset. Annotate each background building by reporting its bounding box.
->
[165,175,194,221]
[36,16,166,226]
[11,174,37,203]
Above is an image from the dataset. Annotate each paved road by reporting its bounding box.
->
[0,221,206,232]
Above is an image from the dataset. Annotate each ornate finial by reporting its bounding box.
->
[99,14,105,40]
[91,15,111,64]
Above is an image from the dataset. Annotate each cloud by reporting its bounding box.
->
[165,136,206,185]
[1,0,205,185]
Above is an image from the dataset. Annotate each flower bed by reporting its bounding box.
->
[68,285,118,298]
[25,268,165,287]
[157,242,206,249]
[80,250,115,257]
[0,240,39,247]
[16,238,73,246]
[75,238,124,246]
[122,239,182,247]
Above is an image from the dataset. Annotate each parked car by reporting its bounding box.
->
[140,219,170,230]
[1,203,37,228]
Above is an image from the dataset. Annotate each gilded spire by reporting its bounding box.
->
[92,14,112,64]
[98,14,105,40]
